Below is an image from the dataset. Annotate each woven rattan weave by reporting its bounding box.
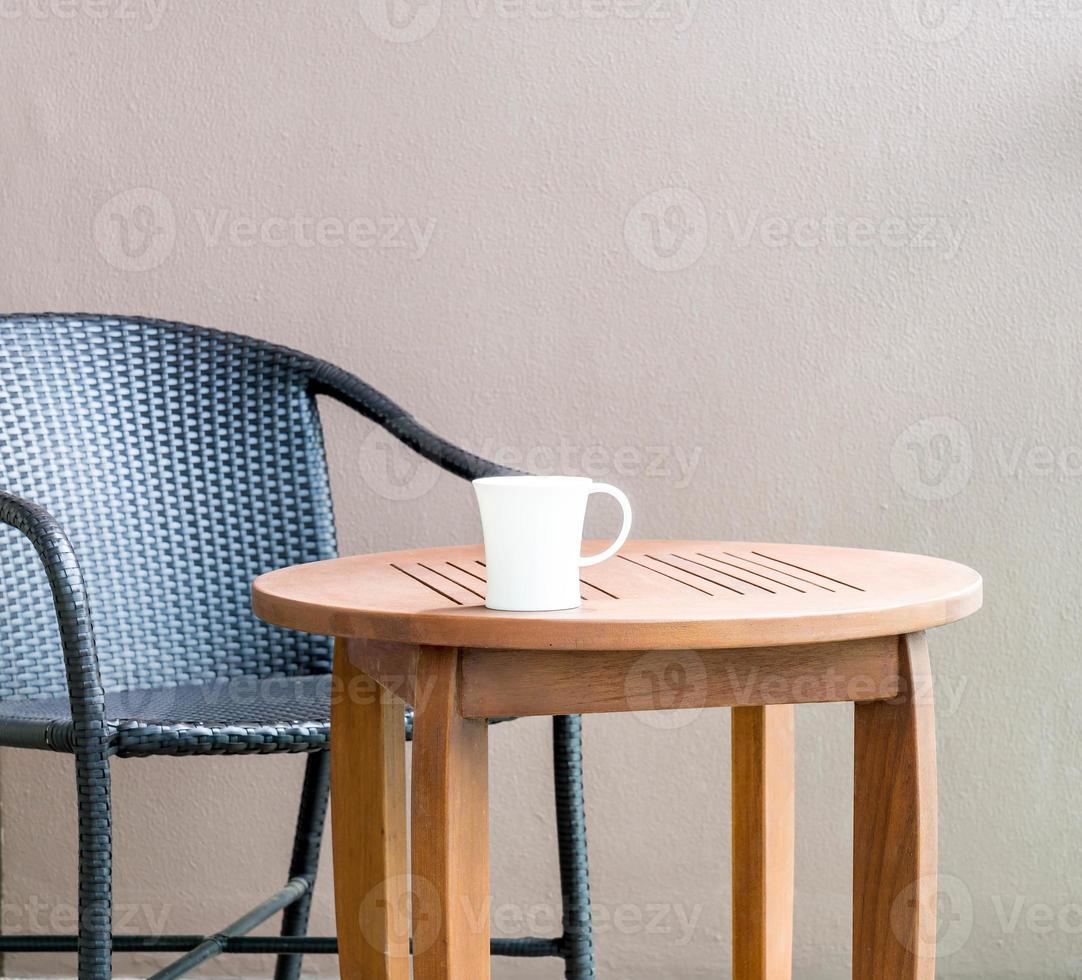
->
[0,313,594,979]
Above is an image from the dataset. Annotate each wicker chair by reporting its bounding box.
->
[0,313,594,980]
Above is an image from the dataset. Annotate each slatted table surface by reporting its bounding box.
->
[252,540,982,650]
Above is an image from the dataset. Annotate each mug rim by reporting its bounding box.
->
[473,474,593,488]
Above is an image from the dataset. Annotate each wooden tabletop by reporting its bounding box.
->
[252,540,982,651]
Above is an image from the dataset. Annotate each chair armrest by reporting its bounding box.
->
[0,491,107,729]
[309,360,521,481]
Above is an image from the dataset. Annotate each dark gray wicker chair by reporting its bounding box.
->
[0,313,593,979]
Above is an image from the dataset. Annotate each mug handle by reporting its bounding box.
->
[578,483,633,567]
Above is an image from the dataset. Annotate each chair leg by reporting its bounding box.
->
[74,743,113,980]
[274,749,331,980]
[553,714,595,980]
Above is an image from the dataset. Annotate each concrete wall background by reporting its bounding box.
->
[1,0,1080,976]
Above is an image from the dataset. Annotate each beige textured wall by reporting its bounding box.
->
[1,1,1080,977]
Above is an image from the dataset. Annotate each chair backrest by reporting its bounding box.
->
[0,314,340,699]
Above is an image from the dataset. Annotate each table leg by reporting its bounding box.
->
[412,645,491,980]
[853,631,937,980]
[731,704,795,980]
[331,638,410,980]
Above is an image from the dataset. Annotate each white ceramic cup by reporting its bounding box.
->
[472,475,633,611]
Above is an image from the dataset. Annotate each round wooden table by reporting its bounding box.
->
[253,540,981,980]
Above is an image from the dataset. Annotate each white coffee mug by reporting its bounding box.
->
[473,475,633,611]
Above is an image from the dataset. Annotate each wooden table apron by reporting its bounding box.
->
[253,541,982,980]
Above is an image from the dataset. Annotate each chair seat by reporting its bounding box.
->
[0,675,341,757]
